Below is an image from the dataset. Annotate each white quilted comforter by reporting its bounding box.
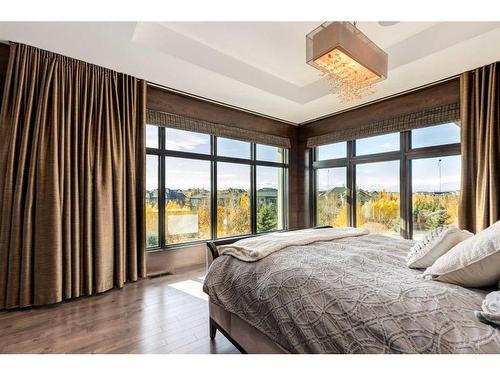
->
[218,227,368,262]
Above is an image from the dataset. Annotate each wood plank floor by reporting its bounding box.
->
[0,267,240,354]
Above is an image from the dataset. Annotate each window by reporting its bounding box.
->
[256,144,285,163]
[313,122,460,240]
[257,166,285,232]
[146,125,159,149]
[217,162,251,237]
[316,167,347,227]
[316,142,346,160]
[217,137,251,159]
[412,155,461,239]
[356,161,400,237]
[166,128,211,154]
[165,157,211,244]
[145,126,288,249]
[411,123,460,149]
[355,132,399,155]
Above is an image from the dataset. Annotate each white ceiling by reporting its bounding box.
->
[1,21,500,124]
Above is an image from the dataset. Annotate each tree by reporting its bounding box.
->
[197,198,211,238]
[217,191,251,237]
[257,203,277,232]
[145,202,159,246]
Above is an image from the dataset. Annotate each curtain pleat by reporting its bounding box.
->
[0,43,146,309]
[459,62,500,233]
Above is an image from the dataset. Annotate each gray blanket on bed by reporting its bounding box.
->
[203,234,500,353]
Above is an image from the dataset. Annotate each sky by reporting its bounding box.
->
[317,123,460,159]
[145,127,283,190]
[317,156,460,193]
[147,123,461,193]
[317,123,461,193]
[146,158,282,191]
[412,155,460,192]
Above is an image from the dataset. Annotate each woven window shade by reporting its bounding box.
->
[147,109,291,149]
[306,102,460,148]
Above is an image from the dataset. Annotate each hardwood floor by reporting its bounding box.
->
[0,267,240,354]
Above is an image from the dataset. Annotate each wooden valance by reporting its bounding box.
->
[306,102,460,148]
[147,109,291,149]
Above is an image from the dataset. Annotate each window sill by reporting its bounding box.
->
[146,229,287,252]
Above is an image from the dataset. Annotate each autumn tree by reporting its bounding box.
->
[217,190,250,237]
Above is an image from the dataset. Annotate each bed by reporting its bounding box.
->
[203,229,500,354]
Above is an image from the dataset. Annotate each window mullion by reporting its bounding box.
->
[251,143,257,234]
[400,131,411,239]
[148,127,288,247]
[284,161,289,230]
[158,126,166,248]
[405,130,413,240]
[347,140,356,227]
[211,135,218,240]
[313,128,460,240]
[310,147,316,227]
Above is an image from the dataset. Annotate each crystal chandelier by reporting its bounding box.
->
[306,22,388,101]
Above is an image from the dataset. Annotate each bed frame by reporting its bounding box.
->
[205,226,332,354]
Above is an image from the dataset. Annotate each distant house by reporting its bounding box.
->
[257,188,278,206]
[190,191,210,207]
[146,189,158,204]
[318,186,347,205]
[166,189,186,204]
[356,189,371,203]
[217,188,246,203]
[147,188,212,207]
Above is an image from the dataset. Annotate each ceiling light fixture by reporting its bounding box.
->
[306,21,388,101]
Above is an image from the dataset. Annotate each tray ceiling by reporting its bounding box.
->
[1,21,500,124]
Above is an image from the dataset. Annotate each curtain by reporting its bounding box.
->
[0,43,146,309]
[459,62,500,233]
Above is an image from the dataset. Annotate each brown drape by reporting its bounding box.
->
[459,62,500,233]
[0,43,146,309]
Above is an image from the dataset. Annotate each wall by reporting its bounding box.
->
[0,42,461,275]
[0,46,300,276]
[0,44,302,274]
[298,78,461,227]
[147,244,208,277]
[146,86,301,275]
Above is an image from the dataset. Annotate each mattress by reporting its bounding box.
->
[203,234,500,353]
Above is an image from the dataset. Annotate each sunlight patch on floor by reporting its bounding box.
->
[169,279,208,301]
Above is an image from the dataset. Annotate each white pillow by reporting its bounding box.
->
[406,226,472,269]
[423,221,500,288]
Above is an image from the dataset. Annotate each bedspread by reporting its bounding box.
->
[203,234,500,353]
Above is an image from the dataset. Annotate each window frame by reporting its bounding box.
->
[311,128,461,239]
[146,126,289,251]
[256,164,287,234]
[314,166,348,228]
